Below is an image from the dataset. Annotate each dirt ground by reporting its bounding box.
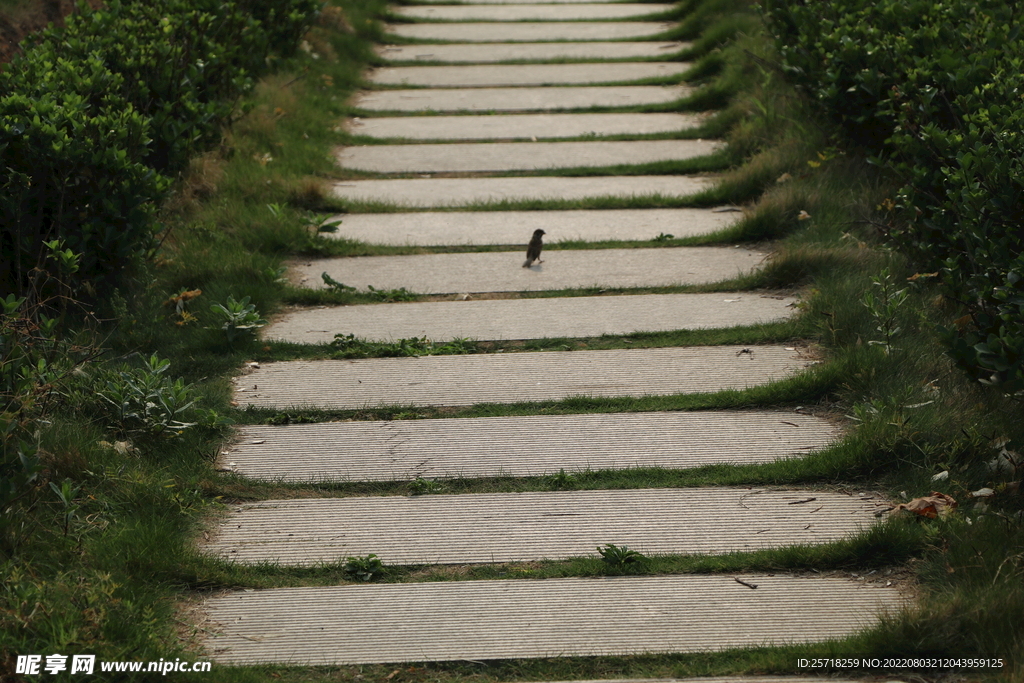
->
[0,0,104,66]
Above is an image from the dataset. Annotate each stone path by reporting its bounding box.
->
[234,346,814,409]
[386,22,675,42]
[205,488,888,565]
[330,174,714,206]
[349,112,705,140]
[375,42,687,63]
[202,576,905,665]
[336,139,721,173]
[222,410,840,481]
[264,292,796,344]
[367,63,690,86]
[352,85,692,112]
[198,0,907,671]
[293,247,764,293]
[324,208,739,244]
[392,4,676,21]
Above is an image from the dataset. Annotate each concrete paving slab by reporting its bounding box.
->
[222,410,841,481]
[457,0,638,3]
[348,112,704,140]
[387,21,674,42]
[292,246,764,294]
[201,574,906,664]
[330,175,715,207]
[352,85,692,112]
[324,208,740,245]
[232,345,814,409]
[393,4,675,21]
[376,42,686,63]
[368,62,689,87]
[540,680,873,683]
[203,488,888,566]
[336,139,722,173]
[264,293,796,344]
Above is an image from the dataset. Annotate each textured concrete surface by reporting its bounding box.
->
[323,208,741,245]
[393,4,675,21]
[336,139,722,173]
[368,62,689,87]
[222,410,840,481]
[348,112,705,140]
[538,680,875,683]
[376,42,687,63]
[203,488,889,566]
[368,62,688,88]
[352,85,692,112]
[330,175,715,207]
[263,292,796,344]
[386,21,674,42]
[292,246,765,294]
[232,345,815,409]
[201,575,906,664]
[460,0,640,3]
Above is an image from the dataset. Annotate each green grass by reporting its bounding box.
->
[4,0,1024,680]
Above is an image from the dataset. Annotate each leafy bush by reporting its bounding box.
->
[0,53,166,297]
[762,0,1024,392]
[96,354,220,437]
[760,0,1013,151]
[0,0,322,297]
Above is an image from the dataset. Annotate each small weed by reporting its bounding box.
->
[365,285,415,302]
[343,554,387,582]
[209,295,267,346]
[547,468,578,490]
[408,477,444,495]
[331,334,475,359]
[597,543,649,573]
[48,479,81,537]
[96,355,217,437]
[321,272,356,292]
[861,267,910,355]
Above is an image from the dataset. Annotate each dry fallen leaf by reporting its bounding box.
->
[893,491,957,518]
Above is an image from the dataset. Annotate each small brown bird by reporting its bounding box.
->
[523,229,545,268]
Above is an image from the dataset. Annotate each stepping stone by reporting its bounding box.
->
[232,345,815,409]
[336,139,722,173]
[395,4,674,21]
[203,488,888,566]
[292,246,764,294]
[539,680,870,683]
[349,112,704,140]
[376,42,686,63]
[450,0,648,3]
[352,85,692,112]
[330,175,714,207]
[264,292,797,344]
[222,410,841,482]
[387,21,674,42]
[201,574,906,664]
[368,63,690,87]
[324,208,740,245]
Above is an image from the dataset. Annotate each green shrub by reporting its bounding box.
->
[762,0,1024,392]
[0,54,166,297]
[760,0,1014,151]
[0,0,322,297]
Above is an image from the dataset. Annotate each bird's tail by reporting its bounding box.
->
[523,259,532,268]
